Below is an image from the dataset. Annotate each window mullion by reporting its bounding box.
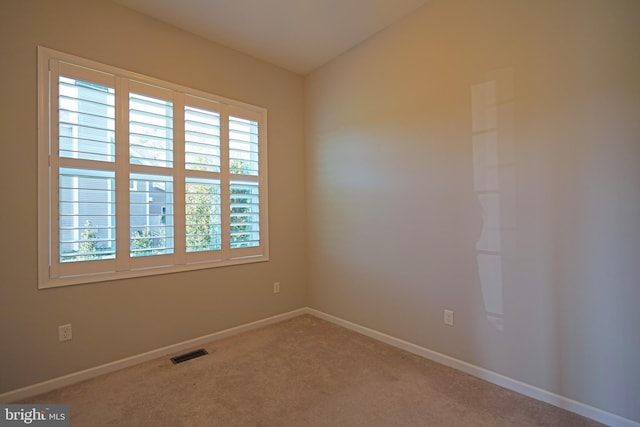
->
[173,92,186,264]
[49,58,61,280]
[115,76,130,271]
[259,114,268,257]
[220,109,230,258]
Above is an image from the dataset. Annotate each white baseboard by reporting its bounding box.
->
[307,308,640,427]
[0,308,307,403]
[2,307,638,427]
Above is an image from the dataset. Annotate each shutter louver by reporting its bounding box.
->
[230,181,260,249]
[57,74,116,263]
[129,174,174,257]
[229,116,259,176]
[228,115,261,250]
[58,77,115,162]
[185,106,220,172]
[185,178,221,252]
[59,168,116,262]
[129,93,173,168]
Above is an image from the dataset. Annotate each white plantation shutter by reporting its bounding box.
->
[58,168,116,262]
[185,106,220,173]
[228,114,262,253]
[129,92,173,168]
[185,178,221,252]
[38,47,268,288]
[129,174,174,257]
[229,116,259,176]
[128,85,175,259]
[58,77,115,162]
[53,64,119,278]
[230,181,260,249]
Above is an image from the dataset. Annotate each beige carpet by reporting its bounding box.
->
[23,315,603,426]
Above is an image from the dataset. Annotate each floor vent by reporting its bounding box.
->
[170,349,208,365]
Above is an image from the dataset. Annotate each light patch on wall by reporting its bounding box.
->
[472,68,516,332]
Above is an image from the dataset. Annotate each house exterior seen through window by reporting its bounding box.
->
[38,47,268,288]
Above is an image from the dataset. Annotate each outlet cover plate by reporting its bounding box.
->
[58,324,72,341]
[444,310,454,326]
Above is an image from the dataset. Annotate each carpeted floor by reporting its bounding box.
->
[23,315,603,426]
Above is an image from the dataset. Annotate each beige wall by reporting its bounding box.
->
[0,0,306,392]
[2,0,639,423]
[305,0,640,422]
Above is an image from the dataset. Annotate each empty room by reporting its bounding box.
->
[0,0,638,425]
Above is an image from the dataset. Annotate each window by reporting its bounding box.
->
[38,47,268,288]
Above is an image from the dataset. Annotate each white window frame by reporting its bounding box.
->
[38,47,269,288]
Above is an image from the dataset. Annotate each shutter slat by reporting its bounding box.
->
[58,75,115,164]
[185,178,221,253]
[129,93,173,169]
[185,106,220,173]
[228,115,259,177]
[229,180,260,249]
[129,173,174,257]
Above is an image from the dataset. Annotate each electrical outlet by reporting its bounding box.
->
[444,310,454,326]
[58,324,72,341]
[273,282,280,293]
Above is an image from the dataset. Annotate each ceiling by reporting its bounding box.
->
[112,0,430,75]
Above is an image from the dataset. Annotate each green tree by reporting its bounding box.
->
[186,183,220,251]
[230,159,250,175]
[79,220,99,260]
[131,227,164,256]
[230,187,252,247]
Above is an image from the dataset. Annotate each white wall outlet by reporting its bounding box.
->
[444,310,454,326]
[273,282,280,293]
[58,324,72,341]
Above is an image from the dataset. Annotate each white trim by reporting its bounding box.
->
[2,307,638,427]
[307,308,640,427]
[0,308,307,403]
